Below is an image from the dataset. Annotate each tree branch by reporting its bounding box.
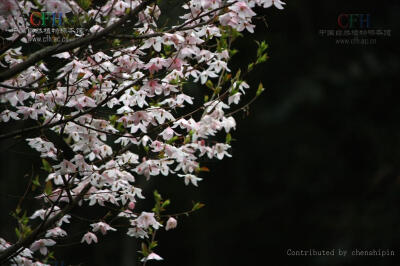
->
[0,183,92,264]
[0,0,156,82]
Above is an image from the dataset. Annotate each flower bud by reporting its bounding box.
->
[128,201,135,210]
[165,217,177,231]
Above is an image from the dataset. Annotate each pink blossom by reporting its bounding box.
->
[230,2,256,19]
[165,217,178,231]
[46,0,72,13]
[261,0,286,10]
[214,143,232,160]
[141,37,163,52]
[30,239,56,255]
[128,201,136,210]
[127,226,148,239]
[0,110,19,122]
[0,0,17,16]
[81,232,98,244]
[45,227,67,238]
[141,252,163,262]
[178,174,202,186]
[53,159,77,175]
[159,127,178,141]
[144,57,169,73]
[90,222,116,235]
[135,212,162,229]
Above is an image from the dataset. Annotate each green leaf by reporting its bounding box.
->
[164,45,172,56]
[205,80,214,90]
[256,82,265,97]
[15,228,21,239]
[226,133,232,144]
[234,69,241,80]
[32,175,41,187]
[161,199,171,208]
[39,77,47,86]
[183,135,191,144]
[77,0,92,10]
[192,202,205,211]
[158,151,165,159]
[116,122,124,132]
[141,242,149,255]
[113,39,121,47]
[229,28,243,39]
[109,115,118,125]
[256,40,268,57]
[41,159,52,173]
[248,63,254,72]
[195,166,210,173]
[166,136,179,144]
[230,88,239,96]
[149,241,158,250]
[45,180,53,196]
[229,49,238,56]
[223,73,232,82]
[15,205,21,215]
[21,212,29,225]
[21,224,32,237]
[77,72,85,81]
[47,251,55,260]
[256,53,269,64]
[143,146,149,153]
[154,190,162,202]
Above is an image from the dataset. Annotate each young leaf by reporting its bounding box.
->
[192,202,205,211]
[226,133,232,144]
[161,199,171,208]
[256,82,265,97]
[45,180,53,196]
[41,159,52,173]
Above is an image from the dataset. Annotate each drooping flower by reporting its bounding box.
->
[53,159,77,175]
[165,217,178,231]
[135,212,162,230]
[30,239,56,255]
[45,227,67,238]
[159,127,179,141]
[261,0,286,10]
[127,226,148,239]
[81,232,98,245]
[214,143,232,160]
[141,252,163,262]
[178,174,203,186]
[90,222,117,235]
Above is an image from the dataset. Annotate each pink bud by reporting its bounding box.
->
[165,217,177,231]
[128,201,135,210]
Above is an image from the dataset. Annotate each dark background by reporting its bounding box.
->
[1,0,400,265]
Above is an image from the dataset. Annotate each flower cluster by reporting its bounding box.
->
[0,0,284,264]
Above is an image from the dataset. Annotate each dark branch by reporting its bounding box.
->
[0,0,156,82]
